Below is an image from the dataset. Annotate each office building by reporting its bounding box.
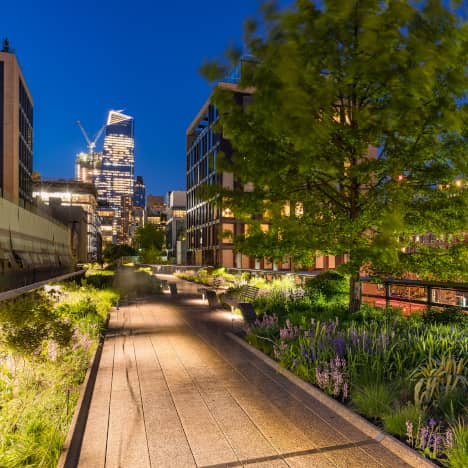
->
[186,59,341,270]
[0,39,33,204]
[146,194,167,228]
[75,150,102,185]
[134,175,145,208]
[95,110,134,244]
[186,80,252,267]
[0,40,72,289]
[33,179,101,262]
[166,190,186,263]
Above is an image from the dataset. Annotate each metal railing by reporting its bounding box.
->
[0,270,85,302]
[142,264,468,311]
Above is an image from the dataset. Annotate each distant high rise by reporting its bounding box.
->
[95,110,134,244]
[133,175,145,208]
[75,151,102,184]
[0,39,33,204]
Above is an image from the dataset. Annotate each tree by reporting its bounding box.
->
[202,0,468,312]
[102,244,136,263]
[134,224,165,252]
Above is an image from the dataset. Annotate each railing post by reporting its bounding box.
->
[427,285,433,312]
[385,281,390,308]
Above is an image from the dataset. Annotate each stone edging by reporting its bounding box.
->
[57,311,111,468]
[227,332,435,468]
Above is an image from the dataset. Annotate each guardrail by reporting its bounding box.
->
[143,264,468,311]
[0,270,85,302]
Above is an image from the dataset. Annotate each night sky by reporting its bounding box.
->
[1,0,292,198]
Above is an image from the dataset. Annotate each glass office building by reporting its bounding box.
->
[95,110,135,243]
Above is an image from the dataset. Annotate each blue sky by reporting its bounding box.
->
[1,0,292,197]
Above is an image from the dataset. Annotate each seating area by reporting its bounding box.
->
[221,285,259,310]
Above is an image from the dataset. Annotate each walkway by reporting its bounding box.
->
[77,275,411,468]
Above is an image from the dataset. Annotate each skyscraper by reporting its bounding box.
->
[133,175,145,208]
[95,110,134,244]
[0,38,33,205]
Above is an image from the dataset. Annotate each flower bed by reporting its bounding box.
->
[0,280,118,467]
[245,277,467,466]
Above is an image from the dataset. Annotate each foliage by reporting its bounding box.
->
[411,356,467,411]
[423,306,468,327]
[305,271,349,301]
[351,381,397,420]
[134,224,165,251]
[202,0,468,311]
[382,404,425,439]
[102,243,136,263]
[244,287,467,464]
[84,268,115,289]
[139,246,165,265]
[0,282,117,467]
[0,292,73,355]
[444,419,468,468]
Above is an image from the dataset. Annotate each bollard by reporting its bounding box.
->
[169,283,178,296]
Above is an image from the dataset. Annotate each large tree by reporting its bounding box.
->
[134,224,166,252]
[202,0,468,312]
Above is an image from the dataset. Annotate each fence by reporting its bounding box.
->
[0,270,85,302]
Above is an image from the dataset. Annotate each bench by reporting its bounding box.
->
[289,287,305,300]
[197,278,226,302]
[169,283,178,296]
[222,285,259,310]
[237,302,258,325]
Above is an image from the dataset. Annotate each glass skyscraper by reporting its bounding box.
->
[95,110,134,243]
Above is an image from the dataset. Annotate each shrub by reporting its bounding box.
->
[423,306,468,327]
[305,271,349,301]
[411,356,467,411]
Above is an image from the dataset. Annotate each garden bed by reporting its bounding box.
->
[0,278,118,467]
[243,273,467,467]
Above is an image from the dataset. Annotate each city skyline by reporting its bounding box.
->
[0,0,292,197]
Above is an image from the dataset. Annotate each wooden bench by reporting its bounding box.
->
[237,302,258,325]
[222,285,259,310]
[197,278,226,302]
[289,287,306,300]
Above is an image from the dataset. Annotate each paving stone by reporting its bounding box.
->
[76,275,417,468]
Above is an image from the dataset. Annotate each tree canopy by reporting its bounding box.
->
[134,224,166,252]
[203,0,468,311]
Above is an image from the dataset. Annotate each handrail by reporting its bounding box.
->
[0,270,85,302]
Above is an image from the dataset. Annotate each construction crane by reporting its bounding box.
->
[76,120,106,156]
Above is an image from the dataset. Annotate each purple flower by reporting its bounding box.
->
[445,429,453,449]
[419,426,429,450]
[428,418,437,428]
[332,335,346,358]
[405,420,413,443]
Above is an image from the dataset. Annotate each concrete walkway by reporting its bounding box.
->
[77,275,411,468]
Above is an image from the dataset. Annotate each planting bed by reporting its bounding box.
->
[0,275,118,467]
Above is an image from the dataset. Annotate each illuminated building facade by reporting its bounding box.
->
[75,151,102,184]
[133,175,145,208]
[0,39,33,205]
[166,190,186,263]
[33,179,101,262]
[95,110,134,244]
[186,81,252,267]
[146,194,167,228]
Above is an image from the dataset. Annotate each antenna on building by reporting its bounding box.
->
[76,120,106,155]
[2,38,10,52]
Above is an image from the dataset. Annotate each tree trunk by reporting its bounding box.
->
[349,271,361,314]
